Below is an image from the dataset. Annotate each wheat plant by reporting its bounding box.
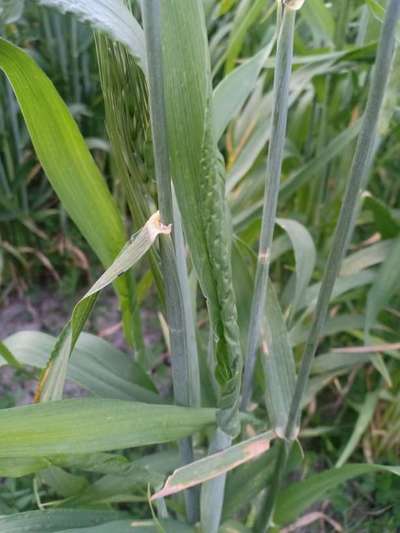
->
[0,0,400,532]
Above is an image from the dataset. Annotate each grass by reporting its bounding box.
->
[0,0,400,531]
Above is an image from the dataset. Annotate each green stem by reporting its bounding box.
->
[142,0,200,522]
[241,6,296,410]
[261,1,400,528]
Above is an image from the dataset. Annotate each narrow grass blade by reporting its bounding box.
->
[263,1,400,526]
[37,212,169,402]
[277,218,316,320]
[0,340,21,368]
[300,0,334,46]
[213,39,275,141]
[242,6,296,409]
[274,463,400,527]
[36,0,146,69]
[365,236,400,339]
[2,331,160,403]
[336,391,379,467]
[0,38,136,346]
[340,239,393,276]
[152,431,274,500]
[262,283,297,437]
[0,399,216,457]
[224,0,274,74]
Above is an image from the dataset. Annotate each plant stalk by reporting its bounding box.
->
[241,5,296,410]
[260,0,400,528]
[142,0,200,522]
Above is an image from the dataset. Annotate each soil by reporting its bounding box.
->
[0,286,161,406]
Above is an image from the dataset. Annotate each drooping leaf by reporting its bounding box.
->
[37,212,169,402]
[0,399,216,457]
[0,0,24,23]
[277,217,316,318]
[152,431,273,500]
[36,0,146,69]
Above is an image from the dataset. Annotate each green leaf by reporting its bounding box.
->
[0,399,216,457]
[280,120,362,203]
[366,0,385,22]
[152,431,274,500]
[0,0,24,23]
[301,0,335,46]
[36,0,146,69]
[0,340,21,368]
[274,463,400,526]
[160,0,242,435]
[262,283,297,437]
[59,520,195,533]
[1,331,160,403]
[0,510,124,533]
[37,466,89,498]
[336,391,379,467]
[71,451,181,505]
[277,218,316,318]
[213,40,275,141]
[0,37,135,346]
[365,236,400,337]
[364,194,400,239]
[340,239,393,276]
[37,212,169,402]
[224,0,273,74]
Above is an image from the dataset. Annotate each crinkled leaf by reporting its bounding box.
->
[160,0,242,435]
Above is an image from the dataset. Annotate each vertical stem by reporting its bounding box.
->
[260,1,400,529]
[142,0,200,522]
[241,6,296,409]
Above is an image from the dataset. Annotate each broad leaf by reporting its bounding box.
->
[0,399,216,457]
[0,510,124,533]
[1,331,160,403]
[0,38,135,346]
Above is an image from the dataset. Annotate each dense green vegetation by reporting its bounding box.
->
[0,0,400,531]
